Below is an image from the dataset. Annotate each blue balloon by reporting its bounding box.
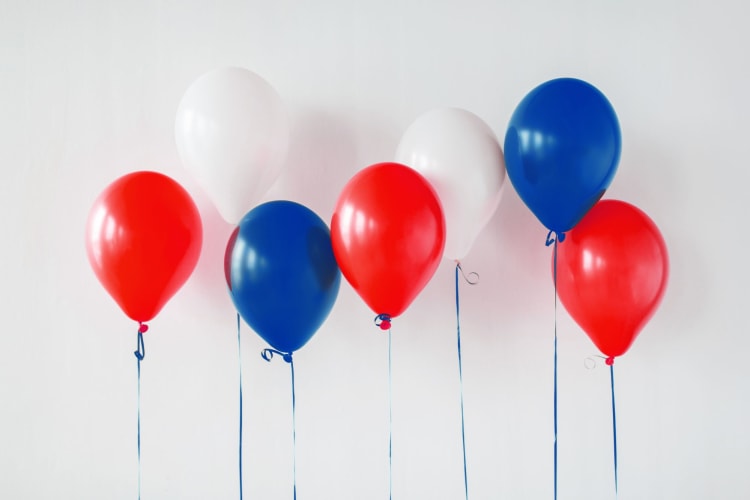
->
[504,78,621,233]
[228,201,341,353]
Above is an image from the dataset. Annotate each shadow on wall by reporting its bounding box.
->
[267,104,402,219]
[186,195,235,317]
[436,183,557,330]
[606,138,701,349]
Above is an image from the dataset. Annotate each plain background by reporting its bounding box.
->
[2,0,748,499]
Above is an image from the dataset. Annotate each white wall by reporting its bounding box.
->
[2,1,748,499]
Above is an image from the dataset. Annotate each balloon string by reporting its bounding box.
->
[291,356,297,500]
[609,362,619,498]
[455,264,469,500]
[237,314,244,500]
[373,313,393,499]
[546,231,562,500]
[388,325,393,500]
[553,253,558,500]
[133,324,146,500]
[261,349,296,499]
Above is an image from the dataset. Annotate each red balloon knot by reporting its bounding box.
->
[138,323,149,334]
[605,356,615,366]
[379,320,391,330]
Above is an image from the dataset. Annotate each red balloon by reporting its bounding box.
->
[556,199,668,359]
[85,171,203,323]
[331,162,445,319]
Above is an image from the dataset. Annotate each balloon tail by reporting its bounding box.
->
[133,325,146,500]
[455,264,469,500]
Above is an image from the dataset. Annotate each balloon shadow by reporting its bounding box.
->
[189,194,237,316]
[262,105,399,221]
[603,140,705,347]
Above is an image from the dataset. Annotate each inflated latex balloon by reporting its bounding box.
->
[85,171,203,323]
[175,67,290,224]
[556,199,669,360]
[227,201,341,354]
[331,162,446,319]
[505,78,621,234]
[396,108,505,260]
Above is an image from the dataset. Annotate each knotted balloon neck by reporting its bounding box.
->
[374,313,391,331]
[584,355,617,369]
[261,348,293,364]
[546,230,566,246]
[455,261,479,285]
[134,323,147,361]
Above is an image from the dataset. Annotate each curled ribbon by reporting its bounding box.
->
[260,346,297,499]
[261,348,293,364]
[584,355,617,369]
[455,261,479,285]
[545,230,566,246]
[134,324,146,361]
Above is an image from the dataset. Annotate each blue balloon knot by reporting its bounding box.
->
[545,230,566,246]
[261,348,293,363]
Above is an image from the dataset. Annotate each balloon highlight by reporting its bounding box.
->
[85,171,203,322]
[556,199,669,359]
[227,201,341,354]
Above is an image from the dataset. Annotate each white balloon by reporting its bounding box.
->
[175,67,290,224]
[396,108,506,261]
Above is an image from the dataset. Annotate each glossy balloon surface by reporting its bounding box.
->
[331,162,445,318]
[556,199,669,358]
[86,171,203,322]
[505,78,621,233]
[228,201,340,353]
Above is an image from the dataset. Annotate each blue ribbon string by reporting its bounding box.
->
[546,231,564,500]
[387,325,392,500]
[261,348,296,500]
[374,313,393,500]
[609,362,619,497]
[237,314,244,500]
[291,357,297,500]
[133,324,146,500]
[454,263,471,500]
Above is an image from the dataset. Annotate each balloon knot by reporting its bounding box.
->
[138,323,149,334]
[261,348,293,363]
[605,356,615,366]
[133,328,146,361]
[374,313,391,330]
[545,230,566,246]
